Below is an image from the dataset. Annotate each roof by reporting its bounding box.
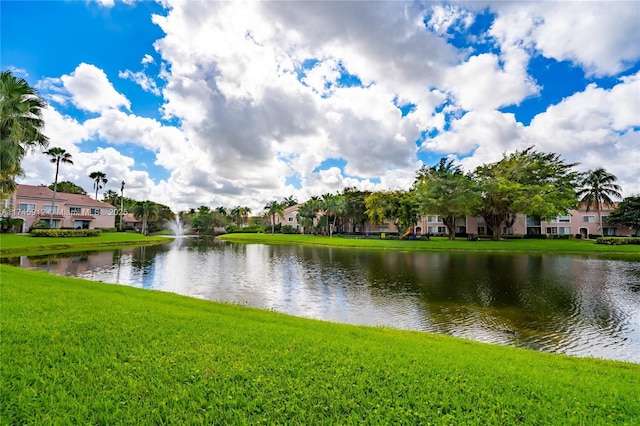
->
[123,213,139,223]
[16,184,115,208]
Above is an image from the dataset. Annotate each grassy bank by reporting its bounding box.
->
[0,233,168,257]
[219,233,640,256]
[2,265,639,424]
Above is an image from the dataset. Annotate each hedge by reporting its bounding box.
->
[31,229,102,238]
[596,237,640,245]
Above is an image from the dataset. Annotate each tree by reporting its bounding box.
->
[297,198,320,234]
[264,200,285,234]
[0,70,49,197]
[48,180,87,195]
[230,206,251,227]
[365,190,419,235]
[473,147,580,241]
[321,193,346,237]
[132,201,159,235]
[576,168,622,235]
[283,195,298,207]
[342,187,371,234]
[413,158,480,240]
[89,171,108,200]
[102,190,119,205]
[45,147,73,227]
[606,195,640,236]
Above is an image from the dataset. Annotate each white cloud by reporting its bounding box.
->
[56,63,131,113]
[118,69,161,95]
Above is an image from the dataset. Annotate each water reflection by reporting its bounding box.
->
[5,239,639,363]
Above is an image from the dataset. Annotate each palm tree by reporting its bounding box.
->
[321,193,346,237]
[132,201,159,235]
[89,171,108,200]
[576,168,622,235]
[0,70,49,197]
[45,147,73,228]
[264,200,285,234]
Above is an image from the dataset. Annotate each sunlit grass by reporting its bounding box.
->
[218,233,640,256]
[0,232,168,257]
[2,265,639,424]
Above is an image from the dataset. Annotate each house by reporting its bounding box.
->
[1,184,116,232]
[272,200,633,238]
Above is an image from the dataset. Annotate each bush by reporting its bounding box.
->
[502,234,525,239]
[31,229,101,237]
[524,234,548,239]
[28,221,50,232]
[596,237,640,245]
[97,227,118,233]
[226,225,265,234]
[589,234,602,239]
[281,225,298,234]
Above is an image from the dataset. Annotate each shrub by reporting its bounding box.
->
[31,229,101,238]
[98,228,118,233]
[28,221,50,232]
[596,237,640,245]
[524,234,548,239]
[281,225,298,234]
[502,234,525,239]
[226,225,265,234]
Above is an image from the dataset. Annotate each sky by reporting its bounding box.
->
[2,1,639,213]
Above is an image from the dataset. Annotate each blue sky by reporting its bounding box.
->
[2,1,639,211]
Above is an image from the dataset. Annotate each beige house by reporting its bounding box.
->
[275,201,633,238]
[1,184,116,232]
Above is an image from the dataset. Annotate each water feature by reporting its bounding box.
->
[168,214,185,236]
[6,239,640,363]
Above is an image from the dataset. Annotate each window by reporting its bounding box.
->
[583,216,596,223]
[288,217,293,222]
[601,215,608,223]
[560,227,571,235]
[438,226,446,234]
[502,226,513,235]
[70,207,82,215]
[43,205,58,214]
[546,227,557,235]
[555,215,570,223]
[90,208,101,215]
[427,215,440,223]
[476,216,485,223]
[18,203,36,212]
[526,216,541,226]
[378,226,389,232]
[478,226,486,235]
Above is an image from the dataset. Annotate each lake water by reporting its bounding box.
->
[6,238,640,363]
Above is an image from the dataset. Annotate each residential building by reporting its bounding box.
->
[1,184,117,232]
[272,200,632,238]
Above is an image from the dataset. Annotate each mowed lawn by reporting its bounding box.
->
[0,233,168,257]
[219,233,640,256]
[2,265,639,424]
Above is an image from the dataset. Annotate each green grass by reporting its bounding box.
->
[2,265,639,424]
[219,233,640,256]
[0,233,169,257]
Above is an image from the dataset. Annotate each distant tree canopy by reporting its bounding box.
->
[607,196,640,236]
[473,147,580,240]
[48,181,86,195]
[365,190,419,235]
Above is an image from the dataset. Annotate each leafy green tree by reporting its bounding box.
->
[365,190,419,235]
[283,195,298,207]
[321,193,346,237]
[414,158,480,240]
[473,147,580,241]
[606,195,640,236]
[342,187,371,234]
[102,190,119,204]
[48,180,87,195]
[0,70,49,197]
[89,171,108,200]
[576,168,622,235]
[230,206,252,227]
[133,201,159,235]
[264,200,285,234]
[297,198,320,234]
[45,147,73,227]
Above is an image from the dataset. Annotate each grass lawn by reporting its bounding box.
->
[2,265,639,424]
[0,232,169,257]
[219,233,640,256]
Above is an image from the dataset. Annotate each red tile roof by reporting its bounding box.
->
[16,184,115,208]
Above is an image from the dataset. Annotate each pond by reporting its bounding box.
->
[6,238,640,363]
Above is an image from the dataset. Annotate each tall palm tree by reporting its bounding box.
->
[264,200,285,234]
[576,168,622,235]
[89,171,108,200]
[321,193,346,237]
[45,147,73,227]
[0,70,49,197]
[132,201,159,235]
